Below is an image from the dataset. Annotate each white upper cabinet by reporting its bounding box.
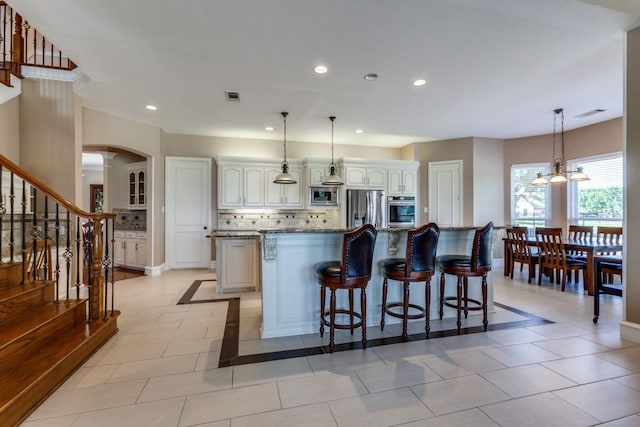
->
[265,168,303,208]
[344,166,387,189]
[388,168,417,195]
[219,165,243,208]
[243,167,265,207]
[127,161,147,209]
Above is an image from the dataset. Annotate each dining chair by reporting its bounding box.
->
[567,225,593,283]
[535,227,587,291]
[593,256,622,324]
[506,226,538,284]
[596,226,623,282]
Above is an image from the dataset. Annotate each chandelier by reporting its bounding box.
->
[322,116,344,186]
[532,108,589,186]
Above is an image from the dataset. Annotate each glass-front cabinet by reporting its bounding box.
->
[127,161,147,209]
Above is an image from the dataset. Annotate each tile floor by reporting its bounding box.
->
[21,267,640,427]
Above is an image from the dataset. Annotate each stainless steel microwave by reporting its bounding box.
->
[309,186,340,207]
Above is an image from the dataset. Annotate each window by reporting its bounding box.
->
[568,153,623,227]
[511,163,551,231]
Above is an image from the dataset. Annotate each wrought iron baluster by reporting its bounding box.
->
[40,32,44,66]
[65,211,71,301]
[111,218,115,315]
[55,204,60,302]
[30,184,37,282]
[9,171,14,262]
[0,165,3,261]
[103,218,109,319]
[75,216,80,299]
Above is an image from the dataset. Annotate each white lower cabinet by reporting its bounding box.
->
[114,231,146,269]
[217,238,259,293]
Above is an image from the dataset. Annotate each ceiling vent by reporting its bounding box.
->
[225,91,240,101]
[574,109,605,118]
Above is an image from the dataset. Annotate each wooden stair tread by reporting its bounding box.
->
[0,313,119,413]
[0,281,49,302]
[0,300,86,346]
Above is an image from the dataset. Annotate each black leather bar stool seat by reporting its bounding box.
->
[316,224,377,353]
[438,222,493,334]
[380,223,440,341]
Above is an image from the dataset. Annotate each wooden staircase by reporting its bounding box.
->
[0,155,119,426]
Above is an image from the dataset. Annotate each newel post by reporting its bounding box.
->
[89,218,105,320]
[11,12,24,76]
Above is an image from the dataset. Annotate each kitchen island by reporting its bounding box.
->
[259,227,497,338]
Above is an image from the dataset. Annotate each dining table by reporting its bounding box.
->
[503,236,622,296]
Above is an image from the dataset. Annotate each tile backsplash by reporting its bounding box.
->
[217,210,340,230]
[114,209,146,230]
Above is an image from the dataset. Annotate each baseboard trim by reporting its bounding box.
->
[620,320,640,344]
[145,264,165,276]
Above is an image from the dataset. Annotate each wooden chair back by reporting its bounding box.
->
[506,226,533,263]
[535,227,567,270]
[568,225,593,257]
[596,226,622,255]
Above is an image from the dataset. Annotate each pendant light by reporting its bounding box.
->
[322,116,344,186]
[273,111,297,184]
[532,108,590,186]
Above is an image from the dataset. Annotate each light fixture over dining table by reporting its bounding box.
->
[532,108,589,186]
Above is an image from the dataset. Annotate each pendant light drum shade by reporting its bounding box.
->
[322,116,344,186]
[273,111,297,185]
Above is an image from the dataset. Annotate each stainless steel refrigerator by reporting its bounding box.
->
[346,189,386,228]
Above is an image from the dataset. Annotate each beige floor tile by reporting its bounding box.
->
[480,392,599,426]
[430,334,501,354]
[533,336,610,357]
[232,357,313,387]
[230,402,335,427]
[20,414,80,427]
[354,360,442,393]
[194,350,221,371]
[598,414,640,426]
[307,348,385,374]
[482,328,548,346]
[553,379,640,422]
[29,379,148,419]
[138,326,208,344]
[59,364,120,389]
[480,343,561,367]
[64,397,185,427]
[370,339,446,363]
[179,382,281,426]
[163,337,222,357]
[596,346,640,371]
[581,331,640,350]
[83,342,169,367]
[481,364,576,397]
[107,354,198,382]
[410,374,509,416]
[615,373,640,391]
[238,335,307,355]
[397,408,498,427]
[328,388,434,427]
[525,323,592,339]
[138,367,233,402]
[420,350,506,379]
[542,354,633,383]
[278,371,368,408]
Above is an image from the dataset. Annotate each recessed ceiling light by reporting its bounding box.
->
[314,65,328,74]
[355,129,364,134]
[145,104,158,111]
[364,73,378,81]
[412,79,427,87]
[265,126,274,131]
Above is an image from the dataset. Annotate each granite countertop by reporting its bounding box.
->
[211,226,501,237]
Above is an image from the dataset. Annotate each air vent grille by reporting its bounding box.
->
[225,91,240,101]
[575,109,605,118]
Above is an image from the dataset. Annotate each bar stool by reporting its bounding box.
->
[438,222,493,334]
[316,224,378,353]
[380,223,439,341]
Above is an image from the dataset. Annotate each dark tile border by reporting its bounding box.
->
[177,280,554,368]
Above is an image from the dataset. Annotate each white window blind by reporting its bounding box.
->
[568,153,623,226]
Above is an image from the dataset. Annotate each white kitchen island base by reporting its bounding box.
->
[259,228,495,339]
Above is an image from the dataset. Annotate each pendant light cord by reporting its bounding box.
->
[330,116,336,165]
[282,111,288,165]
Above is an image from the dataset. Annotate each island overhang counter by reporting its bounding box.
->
[259,227,496,339]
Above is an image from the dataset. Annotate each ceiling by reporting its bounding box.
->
[9,0,640,148]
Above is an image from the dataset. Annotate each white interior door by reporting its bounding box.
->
[428,160,462,226]
[166,157,211,269]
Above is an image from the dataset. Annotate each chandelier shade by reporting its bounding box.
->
[322,116,344,186]
[532,108,590,186]
[273,111,297,185]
